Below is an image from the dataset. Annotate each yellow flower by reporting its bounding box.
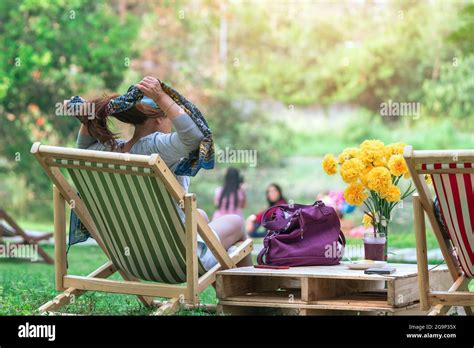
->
[338,147,359,165]
[386,142,406,156]
[357,140,386,166]
[387,154,408,177]
[344,182,368,206]
[373,156,387,167]
[366,167,392,193]
[362,213,373,228]
[380,184,401,202]
[322,154,338,175]
[360,139,385,149]
[359,164,374,187]
[340,158,364,183]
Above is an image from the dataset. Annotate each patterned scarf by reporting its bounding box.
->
[69,81,215,176]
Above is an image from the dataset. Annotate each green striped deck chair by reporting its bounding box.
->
[31,142,253,315]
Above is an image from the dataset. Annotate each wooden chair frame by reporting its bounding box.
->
[31,142,253,314]
[0,208,54,264]
[404,146,474,315]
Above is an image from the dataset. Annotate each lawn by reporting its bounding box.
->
[0,245,216,316]
[2,237,472,315]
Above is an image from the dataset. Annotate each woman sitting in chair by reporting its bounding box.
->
[72,76,252,269]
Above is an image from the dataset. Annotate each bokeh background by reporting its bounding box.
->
[1,0,473,236]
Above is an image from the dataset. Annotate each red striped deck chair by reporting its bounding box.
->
[404,146,473,315]
[31,142,252,315]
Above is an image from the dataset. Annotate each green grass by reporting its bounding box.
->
[1,241,471,315]
[0,245,216,316]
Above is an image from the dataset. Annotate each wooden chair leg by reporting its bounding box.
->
[152,298,180,315]
[53,186,67,289]
[39,261,116,313]
[458,276,473,315]
[184,194,199,305]
[413,194,430,311]
[428,305,451,316]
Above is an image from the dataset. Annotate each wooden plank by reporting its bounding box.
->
[428,291,474,307]
[409,149,474,164]
[152,298,180,316]
[225,289,303,304]
[39,261,116,313]
[302,278,336,301]
[184,194,198,305]
[311,293,390,310]
[216,263,445,280]
[388,276,419,307]
[34,143,152,166]
[413,193,430,310]
[53,186,67,291]
[216,275,255,299]
[63,275,185,298]
[219,296,396,312]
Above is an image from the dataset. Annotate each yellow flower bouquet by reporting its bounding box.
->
[322,140,415,256]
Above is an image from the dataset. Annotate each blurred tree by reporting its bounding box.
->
[422,1,474,122]
[449,2,474,55]
[221,0,462,119]
[0,0,140,200]
[422,56,474,120]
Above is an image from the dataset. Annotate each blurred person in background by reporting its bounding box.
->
[212,168,246,221]
[246,183,287,238]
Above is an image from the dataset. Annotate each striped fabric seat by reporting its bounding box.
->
[424,162,474,278]
[56,159,206,284]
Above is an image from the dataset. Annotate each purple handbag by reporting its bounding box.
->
[257,201,345,266]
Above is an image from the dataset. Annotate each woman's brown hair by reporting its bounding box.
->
[75,94,165,149]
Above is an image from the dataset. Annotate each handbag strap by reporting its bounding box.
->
[257,236,271,265]
[261,201,327,231]
[338,230,346,246]
[261,205,293,231]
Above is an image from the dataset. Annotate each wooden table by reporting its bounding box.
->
[216,263,452,315]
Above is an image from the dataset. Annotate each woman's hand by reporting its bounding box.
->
[136,76,184,118]
[135,76,165,102]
